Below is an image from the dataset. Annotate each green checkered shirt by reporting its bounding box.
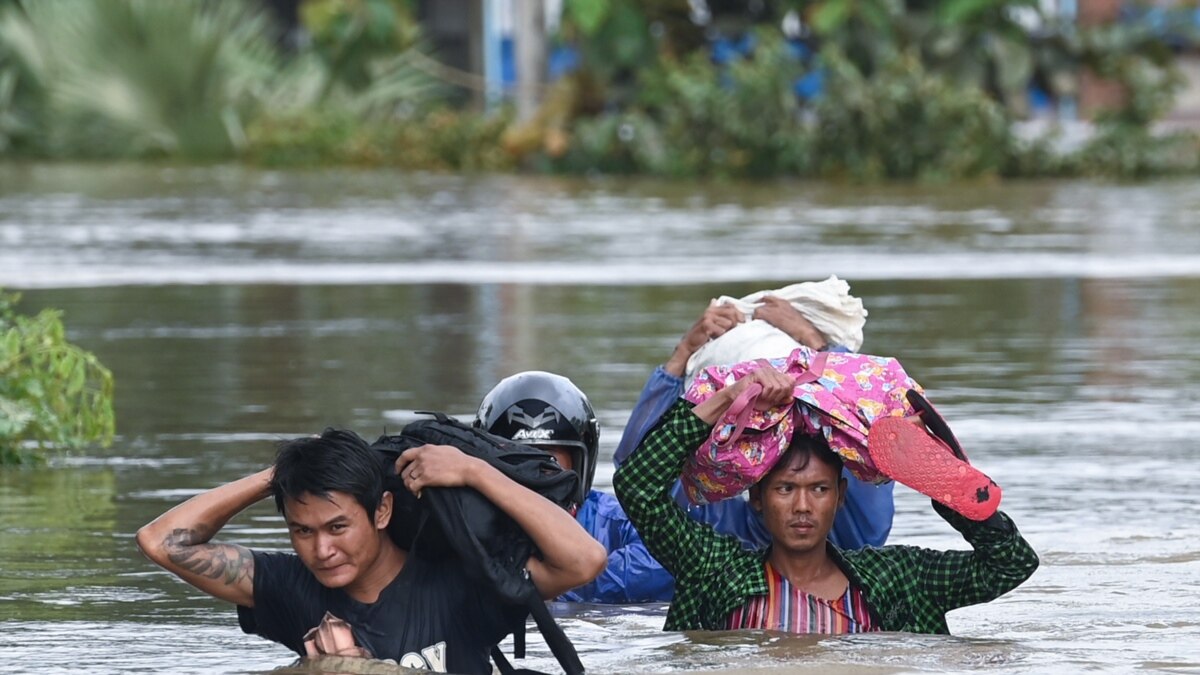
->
[612,400,1040,634]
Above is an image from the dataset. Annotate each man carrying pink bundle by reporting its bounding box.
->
[614,365,1038,634]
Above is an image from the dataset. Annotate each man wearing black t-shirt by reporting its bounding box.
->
[136,429,606,673]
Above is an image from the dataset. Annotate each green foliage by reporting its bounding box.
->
[922,0,1043,112]
[0,2,42,153]
[253,48,440,124]
[0,0,438,160]
[0,0,280,159]
[0,291,115,466]
[1079,29,1181,126]
[300,0,421,94]
[564,0,612,36]
[812,48,1013,180]
[547,0,1200,179]
[1077,123,1200,178]
[809,0,897,64]
[1001,130,1079,177]
[244,106,359,167]
[1,0,1196,178]
[246,106,515,172]
[647,35,812,177]
[556,34,1012,180]
[560,0,654,89]
[562,110,665,174]
[394,107,515,172]
[792,0,1056,117]
[1067,15,1198,178]
[558,33,813,177]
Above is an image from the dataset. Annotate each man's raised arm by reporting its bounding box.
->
[135,468,272,608]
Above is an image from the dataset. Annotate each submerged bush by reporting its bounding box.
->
[0,291,115,466]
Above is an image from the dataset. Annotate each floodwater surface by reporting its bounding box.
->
[1,164,1199,674]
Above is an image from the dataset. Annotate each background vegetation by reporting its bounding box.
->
[0,0,1198,178]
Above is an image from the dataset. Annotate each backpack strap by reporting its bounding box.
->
[514,617,526,658]
[490,648,557,675]
[490,598,577,675]
[416,409,455,425]
[526,586,585,675]
[491,645,522,675]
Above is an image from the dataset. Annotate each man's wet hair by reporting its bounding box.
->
[762,432,845,483]
[271,427,383,518]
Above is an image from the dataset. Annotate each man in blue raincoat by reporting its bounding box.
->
[613,298,895,553]
[474,300,893,603]
[476,370,673,603]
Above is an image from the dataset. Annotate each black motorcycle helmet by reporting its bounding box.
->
[475,371,600,507]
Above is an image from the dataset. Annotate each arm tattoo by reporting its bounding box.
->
[163,528,254,586]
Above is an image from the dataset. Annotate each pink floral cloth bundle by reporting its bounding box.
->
[681,346,923,504]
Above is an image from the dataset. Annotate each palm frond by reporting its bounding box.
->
[14,0,280,158]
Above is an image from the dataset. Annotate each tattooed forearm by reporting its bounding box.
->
[163,528,254,585]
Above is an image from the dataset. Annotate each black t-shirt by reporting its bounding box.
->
[237,551,526,674]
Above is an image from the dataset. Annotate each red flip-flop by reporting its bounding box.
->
[868,414,1001,521]
[905,390,967,462]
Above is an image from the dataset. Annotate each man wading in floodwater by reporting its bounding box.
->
[136,429,605,673]
[614,367,1038,634]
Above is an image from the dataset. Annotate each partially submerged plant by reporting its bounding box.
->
[0,291,115,466]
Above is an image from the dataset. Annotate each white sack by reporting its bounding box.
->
[685,276,868,380]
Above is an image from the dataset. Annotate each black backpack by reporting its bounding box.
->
[371,412,585,675]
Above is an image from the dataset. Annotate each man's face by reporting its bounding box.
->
[544,446,574,472]
[283,491,392,590]
[542,445,584,517]
[750,450,845,556]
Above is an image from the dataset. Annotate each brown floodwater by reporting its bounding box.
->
[1,164,1199,674]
